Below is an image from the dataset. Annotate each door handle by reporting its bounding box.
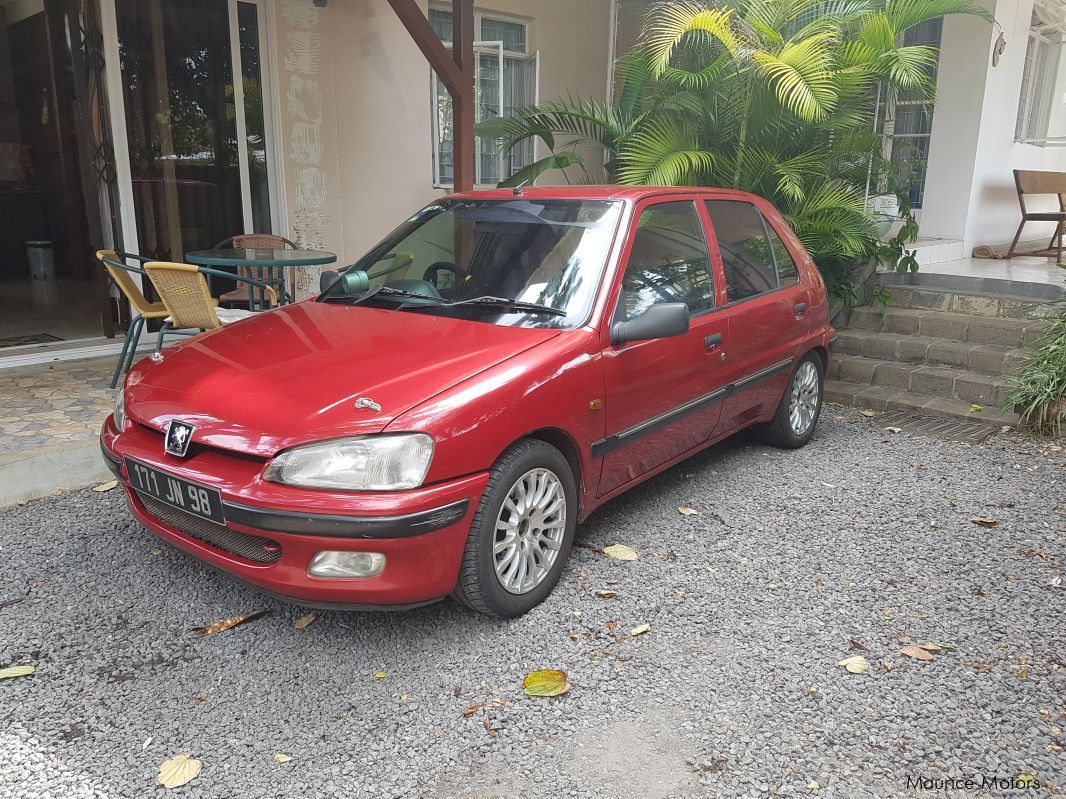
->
[794,302,808,317]
[704,333,723,349]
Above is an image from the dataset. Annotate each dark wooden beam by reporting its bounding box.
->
[450,0,474,193]
[385,0,474,193]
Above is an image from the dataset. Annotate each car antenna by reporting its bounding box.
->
[512,180,529,197]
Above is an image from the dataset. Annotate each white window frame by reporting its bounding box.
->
[1016,20,1066,146]
[430,7,540,188]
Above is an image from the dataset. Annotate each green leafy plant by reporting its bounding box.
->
[876,199,921,273]
[1005,298,1066,436]
[477,0,991,269]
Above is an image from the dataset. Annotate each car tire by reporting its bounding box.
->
[756,352,824,449]
[452,439,577,618]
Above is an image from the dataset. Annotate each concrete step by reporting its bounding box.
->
[885,284,1055,319]
[828,354,1015,407]
[848,306,1047,348]
[833,330,1029,376]
[824,379,1021,427]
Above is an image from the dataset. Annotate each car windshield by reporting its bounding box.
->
[319,198,624,328]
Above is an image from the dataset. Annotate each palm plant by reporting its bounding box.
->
[476,0,991,267]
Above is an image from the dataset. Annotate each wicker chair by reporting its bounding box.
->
[144,261,278,352]
[216,233,295,308]
[97,249,170,389]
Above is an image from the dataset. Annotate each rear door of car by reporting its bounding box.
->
[702,198,812,434]
[596,196,730,496]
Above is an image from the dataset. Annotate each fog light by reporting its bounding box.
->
[308,551,386,579]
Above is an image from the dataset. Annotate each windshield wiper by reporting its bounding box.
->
[444,296,566,317]
[321,284,441,306]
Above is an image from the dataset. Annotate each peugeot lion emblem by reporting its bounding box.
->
[354,397,382,413]
[165,420,195,458]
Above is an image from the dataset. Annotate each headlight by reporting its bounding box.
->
[113,389,127,431]
[263,433,434,491]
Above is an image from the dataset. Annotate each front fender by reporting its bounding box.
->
[385,330,604,508]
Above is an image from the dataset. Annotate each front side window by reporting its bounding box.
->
[705,200,778,303]
[430,8,537,186]
[621,201,713,319]
[322,199,623,329]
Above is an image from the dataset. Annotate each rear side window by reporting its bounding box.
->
[767,226,799,284]
[621,201,714,319]
[704,200,779,302]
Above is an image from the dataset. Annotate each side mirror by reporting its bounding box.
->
[319,270,340,293]
[611,302,689,346]
[319,269,370,295]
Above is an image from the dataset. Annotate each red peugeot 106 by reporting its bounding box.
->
[101,187,833,617]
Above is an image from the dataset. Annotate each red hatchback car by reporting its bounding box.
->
[101,187,833,617]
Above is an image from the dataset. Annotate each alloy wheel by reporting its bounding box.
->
[492,468,567,595]
[788,360,820,436]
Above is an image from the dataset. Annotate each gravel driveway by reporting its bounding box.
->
[1,410,1063,799]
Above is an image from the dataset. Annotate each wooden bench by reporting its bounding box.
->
[1008,169,1066,260]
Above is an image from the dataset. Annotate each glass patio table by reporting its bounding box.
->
[185,248,337,309]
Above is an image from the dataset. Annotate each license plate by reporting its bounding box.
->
[124,457,226,525]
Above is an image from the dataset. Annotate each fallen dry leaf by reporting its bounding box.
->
[970,517,998,528]
[807,780,820,790]
[195,610,269,636]
[462,702,479,717]
[522,669,570,697]
[900,645,934,662]
[602,544,637,561]
[848,639,869,651]
[606,579,620,585]
[293,613,316,630]
[0,665,35,680]
[677,507,699,517]
[193,692,207,703]
[970,662,992,673]
[594,589,616,598]
[860,410,876,417]
[883,661,894,672]
[274,753,293,763]
[604,621,618,634]
[156,753,202,789]
[91,480,117,493]
[1018,665,1030,679]
[837,655,869,674]
[918,643,948,653]
[884,426,902,433]
[630,623,651,637]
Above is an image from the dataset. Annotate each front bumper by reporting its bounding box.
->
[101,417,488,607]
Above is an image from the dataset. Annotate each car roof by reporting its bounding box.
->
[447,185,765,203]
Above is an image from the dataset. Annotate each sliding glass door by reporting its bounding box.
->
[113,0,276,262]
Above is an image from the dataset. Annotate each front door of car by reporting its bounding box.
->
[596,198,730,496]
[703,199,813,434]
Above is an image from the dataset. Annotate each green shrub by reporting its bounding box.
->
[1005,302,1066,436]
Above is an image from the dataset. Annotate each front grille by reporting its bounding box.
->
[135,491,282,564]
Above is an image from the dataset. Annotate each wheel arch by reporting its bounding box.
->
[502,427,585,513]
[807,345,828,374]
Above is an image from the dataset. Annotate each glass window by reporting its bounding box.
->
[1016,9,1066,146]
[705,200,778,302]
[767,225,799,285]
[431,9,535,186]
[622,202,713,319]
[325,199,623,330]
[481,17,526,51]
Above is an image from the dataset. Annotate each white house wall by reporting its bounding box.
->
[271,0,613,287]
[923,0,1066,252]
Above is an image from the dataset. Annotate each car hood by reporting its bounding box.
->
[125,301,561,457]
